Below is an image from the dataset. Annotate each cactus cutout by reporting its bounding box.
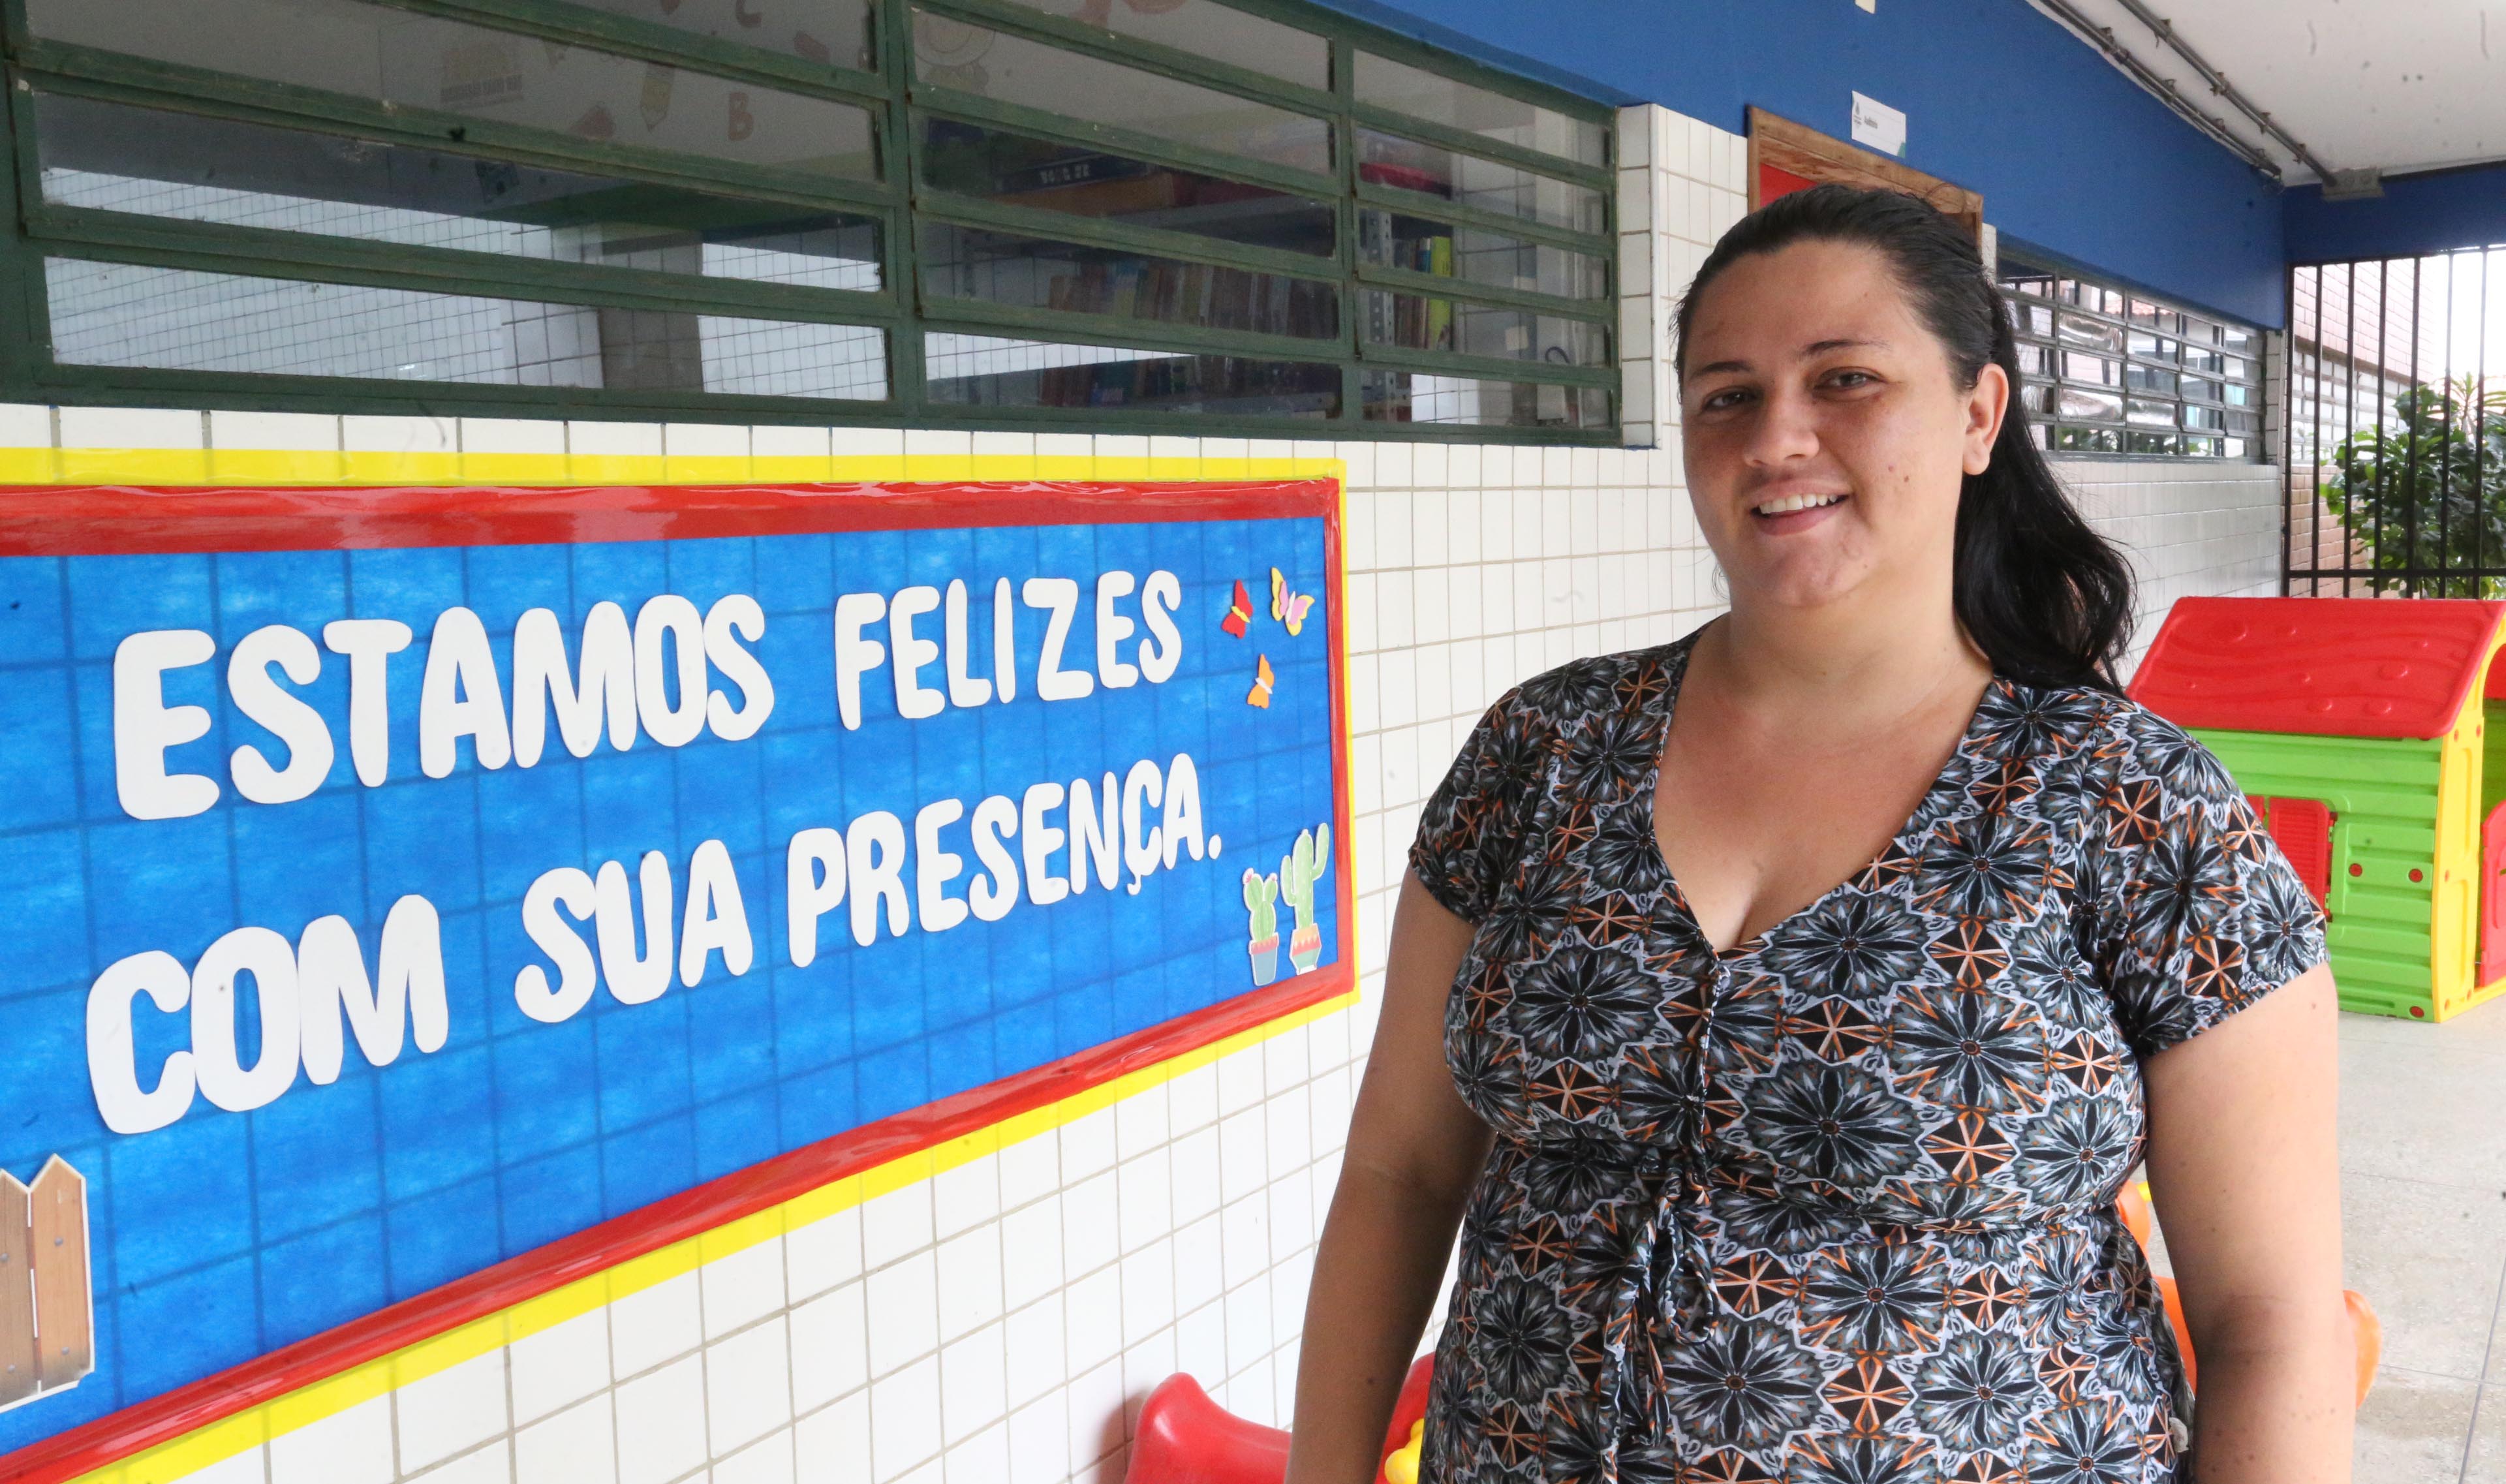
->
[1243,868,1283,986]
[1242,868,1280,942]
[1280,823,1330,936]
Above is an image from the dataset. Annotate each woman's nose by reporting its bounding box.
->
[1741,388,1822,468]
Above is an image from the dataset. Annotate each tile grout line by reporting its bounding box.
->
[2458,1237,2506,1483]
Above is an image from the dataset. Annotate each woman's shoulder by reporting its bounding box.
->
[1996,678,2248,821]
[1491,636,1692,732]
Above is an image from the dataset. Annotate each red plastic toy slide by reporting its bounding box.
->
[1126,1355,1434,1484]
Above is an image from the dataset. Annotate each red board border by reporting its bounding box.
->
[0,477,1357,1484]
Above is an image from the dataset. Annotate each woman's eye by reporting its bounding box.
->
[1699,387,1752,412]
[1825,370,1876,390]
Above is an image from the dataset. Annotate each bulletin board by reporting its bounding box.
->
[0,478,1352,1469]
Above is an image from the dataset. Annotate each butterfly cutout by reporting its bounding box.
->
[1220,578,1254,638]
[1246,655,1275,709]
[1270,567,1315,637]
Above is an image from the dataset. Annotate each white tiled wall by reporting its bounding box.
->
[76,99,2291,1484]
[1617,104,1750,448]
[2061,456,2286,673]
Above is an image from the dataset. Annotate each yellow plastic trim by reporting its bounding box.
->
[2441,630,2506,1019]
[70,987,1357,1484]
[1,448,1348,488]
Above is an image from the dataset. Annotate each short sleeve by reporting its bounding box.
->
[2088,716,2330,1059]
[1408,688,1551,923]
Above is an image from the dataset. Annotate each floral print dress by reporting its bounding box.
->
[1406,634,2327,1484]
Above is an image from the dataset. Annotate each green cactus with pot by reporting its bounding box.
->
[1280,822,1331,973]
[1243,868,1282,985]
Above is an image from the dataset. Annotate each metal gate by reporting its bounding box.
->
[2286,247,2506,596]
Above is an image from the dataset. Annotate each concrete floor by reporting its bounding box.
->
[2338,1002,2506,1481]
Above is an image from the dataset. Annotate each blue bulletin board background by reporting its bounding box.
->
[0,492,1342,1452]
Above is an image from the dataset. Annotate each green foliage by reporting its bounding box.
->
[1242,868,1278,942]
[2323,377,2506,594]
[1280,823,1331,935]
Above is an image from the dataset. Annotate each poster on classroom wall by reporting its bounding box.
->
[0,476,1352,1468]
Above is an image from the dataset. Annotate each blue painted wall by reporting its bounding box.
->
[2285,161,2506,264]
[1313,0,2289,328]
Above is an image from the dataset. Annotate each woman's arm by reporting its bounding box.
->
[2141,961,2352,1481]
[1284,874,1497,1484]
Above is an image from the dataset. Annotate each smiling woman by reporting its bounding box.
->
[1286,185,2356,1484]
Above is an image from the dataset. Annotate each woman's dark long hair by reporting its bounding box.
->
[1673,183,2135,692]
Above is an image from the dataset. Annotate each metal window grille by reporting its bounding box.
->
[0,0,1618,442]
[2285,249,2506,596]
[1997,254,2263,460]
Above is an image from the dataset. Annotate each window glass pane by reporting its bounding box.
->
[2126,331,2177,362]
[1358,131,1602,234]
[2129,431,2184,455]
[2055,425,2122,453]
[2218,354,2250,382]
[2007,275,2054,298]
[2123,363,2177,395]
[2183,344,2226,375]
[2181,315,2220,345]
[2182,403,2225,431]
[2017,381,2053,414]
[35,95,884,294]
[919,223,1337,338]
[2019,303,2054,338]
[923,332,1339,416]
[2060,351,2120,386]
[2182,376,2222,403]
[2127,299,2187,335]
[27,0,880,182]
[1361,291,1605,365]
[2055,386,2123,422]
[2126,397,2176,429]
[2182,435,2221,457]
[563,0,875,72]
[2220,323,2257,354]
[910,12,1328,176]
[46,258,889,397]
[2013,343,2048,377]
[987,0,1325,89]
[1358,208,1606,299]
[2055,313,2122,354]
[917,119,1333,256]
[1353,53,1605,168]
[1361,369,1607,427]
[2222,382,2253,408]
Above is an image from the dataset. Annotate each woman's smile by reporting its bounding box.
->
[1747,488,1851,531]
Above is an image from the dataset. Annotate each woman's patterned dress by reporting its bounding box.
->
[1406,634,2327,1484]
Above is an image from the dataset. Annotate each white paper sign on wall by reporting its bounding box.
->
[1850,92,1906,157]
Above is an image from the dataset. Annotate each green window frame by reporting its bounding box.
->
[0,0,1618,442]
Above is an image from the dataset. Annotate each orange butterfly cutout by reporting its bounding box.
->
[1246,655,1275,709]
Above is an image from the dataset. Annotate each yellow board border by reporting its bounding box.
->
[0,448,1348,489]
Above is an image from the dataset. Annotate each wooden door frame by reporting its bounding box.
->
[1746,106,1985,238]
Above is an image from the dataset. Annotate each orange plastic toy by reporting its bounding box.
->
[2114,1181,2380,1404]
[1126,1355,1434,1484]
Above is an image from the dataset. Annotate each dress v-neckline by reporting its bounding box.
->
[1637,634,2004,963]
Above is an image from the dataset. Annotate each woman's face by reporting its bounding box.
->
[1678,240,2006,615]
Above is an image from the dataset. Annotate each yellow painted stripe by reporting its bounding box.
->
[69,987,1359,1484]
[1,450,1347,488]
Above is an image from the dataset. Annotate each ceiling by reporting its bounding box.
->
[2031,0,2504,183]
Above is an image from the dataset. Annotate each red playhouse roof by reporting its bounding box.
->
[2127,596,2506,740]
